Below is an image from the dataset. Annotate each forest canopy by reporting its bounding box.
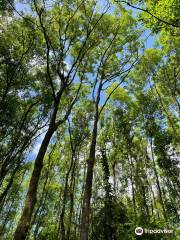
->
[0,0,179,240]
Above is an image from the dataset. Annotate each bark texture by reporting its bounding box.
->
[80,78,102,240]
[13,126,55,240]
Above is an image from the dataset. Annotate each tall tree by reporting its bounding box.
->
[0,0,179,240]
[80,7,140,239]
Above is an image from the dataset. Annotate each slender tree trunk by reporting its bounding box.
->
[60,152,75,240]
[80,91,102,239]
[80,77,103,240]
[0,195,15,237]
[13,124,56,240]
[166,179,180,221]
[56,188,63,238]
[127,154,137,220]
[141,184,149,221]
[67,177,75,240]
[124,130,137,221]
[101,148,114,240]
[0,162,21,204]
[0,169,26,238]
[112,162,117,194]
[150,185,157,219]
[150,138,167,221]
[77,159,86,238]
[33,183,52,239]
[67,157,77,240]
[80,116,98,240]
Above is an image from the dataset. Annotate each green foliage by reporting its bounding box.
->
[0,0,179,239]
[0,0,14,13]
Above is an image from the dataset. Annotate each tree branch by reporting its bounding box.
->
[117,0,180,28]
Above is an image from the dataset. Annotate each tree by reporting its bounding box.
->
[79,6,140,239]
[0,0,179,239]
[116,0,180,30]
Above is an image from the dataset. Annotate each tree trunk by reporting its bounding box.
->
[67,156,77,240]
[127,154,137,220]
[112,162,117,194]
[101,148,114,240]
[66,176,75,240]
[12,81,68,240]
[77,159,86,238]
[13,125,55,240]
[80,113,98,240]
[0,194,15,237]
[150,138,167,221]
[60,153,75,240]
[80,77,103,240]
